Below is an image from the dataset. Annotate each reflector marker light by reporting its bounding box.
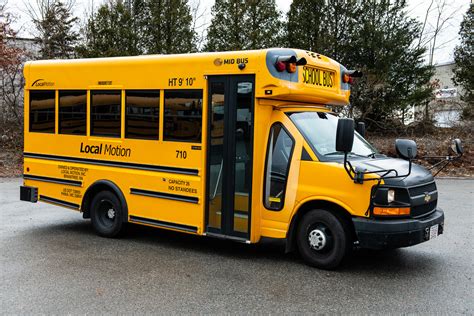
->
[275,61,286,72]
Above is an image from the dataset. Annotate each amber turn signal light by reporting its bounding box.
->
[286,62,297,73]
[373,207,410,216]
[342,73,353,84]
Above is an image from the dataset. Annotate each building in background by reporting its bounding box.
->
[430,61,465,127]
[403,61,466,127]
[7,37,41,57]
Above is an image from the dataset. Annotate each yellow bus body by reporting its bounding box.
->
[22,48,444,268]
[22,49,355,238]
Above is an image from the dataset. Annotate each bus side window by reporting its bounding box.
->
[125,90,160,140]
[90,90,121,137]
[29,90,55,133]
[264,123,295,211]
[163,90,202,143]
[59,90,87,135]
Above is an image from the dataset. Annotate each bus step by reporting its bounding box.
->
[204,232,250,244]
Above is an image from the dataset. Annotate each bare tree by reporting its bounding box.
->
[189,0,209,51]
[414,0,462,122]
[23,0,79,59]
[416,0,434,49]
[0,1,32,149]
[417,0,462,66]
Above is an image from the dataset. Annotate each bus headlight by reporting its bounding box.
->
[387,189,395,203]
[373,187,409,205]
[372,188,411,216]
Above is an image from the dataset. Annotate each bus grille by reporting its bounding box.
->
[408,182,437,197]
[408,182,438,218]
[411,200,437,218]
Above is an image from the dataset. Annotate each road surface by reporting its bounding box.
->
[1,178,473,314]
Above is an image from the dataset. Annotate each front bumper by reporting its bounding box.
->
[352,208,444,249]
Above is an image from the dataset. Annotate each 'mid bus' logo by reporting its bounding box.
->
[31,79,54,87]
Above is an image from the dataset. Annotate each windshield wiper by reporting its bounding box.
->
[348,152,369,158]
[325,151,375,158]
[324,151,343,156]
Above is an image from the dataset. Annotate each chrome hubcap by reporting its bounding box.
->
[107,208,115,219]
[308,229,327,250]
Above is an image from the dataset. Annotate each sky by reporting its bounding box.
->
[5,0,471,64]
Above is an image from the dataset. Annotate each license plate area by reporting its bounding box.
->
[428,224,439,240]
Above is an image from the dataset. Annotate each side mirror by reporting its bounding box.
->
[395,139,417,160]
[356,122,366,138]
[336,118,355,153]
[451,138,463,156]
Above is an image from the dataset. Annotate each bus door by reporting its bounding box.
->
[206,75,255,240]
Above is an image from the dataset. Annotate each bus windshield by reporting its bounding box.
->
[288,111,377,158]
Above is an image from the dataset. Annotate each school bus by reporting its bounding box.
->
[20,48,447,269]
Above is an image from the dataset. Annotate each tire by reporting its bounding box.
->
[90,191,125,238]
[296,209,351,269]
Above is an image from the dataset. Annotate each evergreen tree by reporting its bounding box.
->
[287,0,433,126]
[146,0,197,54]
[205,0,283,51]
[453,4,473,119]
[350,1,433,124]
[246,0,284,49]
[30,1,79,59]
[205,0,246,51]
[286,0,326,52]
[77,0,196,57]
[286,0,356,61]
[76,1,143,57]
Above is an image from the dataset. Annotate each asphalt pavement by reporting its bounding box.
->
[1,178,473,314]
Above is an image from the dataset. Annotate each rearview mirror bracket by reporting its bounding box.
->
[419,138,464,177]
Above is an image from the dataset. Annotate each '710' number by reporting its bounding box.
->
[176,150,187,159]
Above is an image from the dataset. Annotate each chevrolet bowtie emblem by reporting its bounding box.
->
[424,193,431,203]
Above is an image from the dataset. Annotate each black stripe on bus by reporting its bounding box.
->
[24,174,82,187]
[129,215,198,233]
[130,188,199,204]
[23,152,199,175]
[39,195,80,210]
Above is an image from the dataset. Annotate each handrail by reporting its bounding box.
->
[211,159,224,199]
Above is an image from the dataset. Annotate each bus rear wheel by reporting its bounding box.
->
[90,191,125,238]
[296,209,350,269]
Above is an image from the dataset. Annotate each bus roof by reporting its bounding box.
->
[24,48,352,106]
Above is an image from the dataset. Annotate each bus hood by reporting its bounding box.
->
[352,157,434,187]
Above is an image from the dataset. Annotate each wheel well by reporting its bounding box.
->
[285,200,356,253]
[81,180,128,222]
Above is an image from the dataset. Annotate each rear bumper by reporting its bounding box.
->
[352,208,444,249]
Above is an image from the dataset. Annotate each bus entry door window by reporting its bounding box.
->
[207,76,255,239]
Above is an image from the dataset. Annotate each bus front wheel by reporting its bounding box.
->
[296,209,351,269]
[90,191,125,238]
